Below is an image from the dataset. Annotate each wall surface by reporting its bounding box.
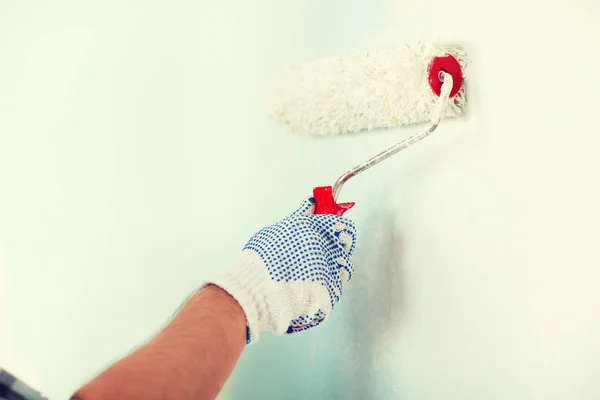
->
[1,0,600,399]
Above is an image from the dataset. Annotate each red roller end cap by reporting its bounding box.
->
[427,54,463,98]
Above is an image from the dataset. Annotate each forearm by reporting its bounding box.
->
[73,285,246,400]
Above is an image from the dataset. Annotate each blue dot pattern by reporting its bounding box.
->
[287,310,327,334]
[244,198,356,334]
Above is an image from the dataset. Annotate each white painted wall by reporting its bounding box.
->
[1,0,599,399]
[339,2,600,399]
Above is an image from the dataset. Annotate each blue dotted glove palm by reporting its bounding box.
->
[206,197,357,343]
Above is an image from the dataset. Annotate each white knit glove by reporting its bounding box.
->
[206,197,357,344]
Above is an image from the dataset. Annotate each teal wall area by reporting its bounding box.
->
[0,1,388,398]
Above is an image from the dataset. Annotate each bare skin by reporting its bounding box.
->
[72,285,246,400]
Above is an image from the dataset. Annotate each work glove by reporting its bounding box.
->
[205,197,357,344]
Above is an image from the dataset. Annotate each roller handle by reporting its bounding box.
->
[312,186,355,216]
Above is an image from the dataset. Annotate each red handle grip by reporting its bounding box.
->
[312,186,355,216]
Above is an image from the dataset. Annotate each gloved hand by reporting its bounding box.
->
[206,197,357,344]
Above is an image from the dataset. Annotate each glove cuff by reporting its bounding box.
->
[202,250,271,344]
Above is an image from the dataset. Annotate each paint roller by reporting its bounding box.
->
[270,42,467,215]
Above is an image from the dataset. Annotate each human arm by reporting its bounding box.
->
[72,197,357,400]
[72,284,246,400]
